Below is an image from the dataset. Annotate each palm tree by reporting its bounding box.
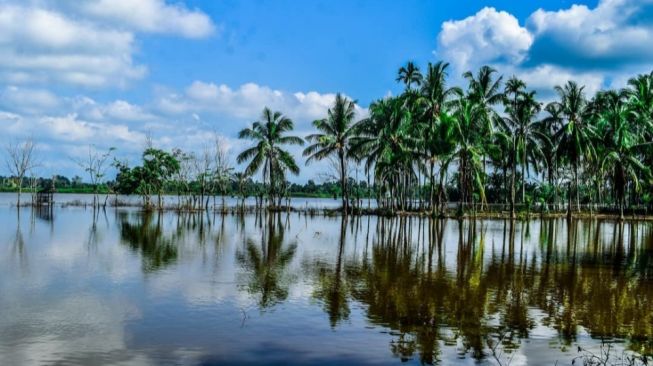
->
[237,107,304,206]
[597,98,651,219]
[463,65,504,134]
[463,66,504,207]
[418,61,461,213]
[396,61,423,91]
[303,93,359,212]
[550,81,596,215]
[625,72,653,185]
[448,98,487,214]
[499,90,546,217]
[540,102,564,207]
[351,97,416,212]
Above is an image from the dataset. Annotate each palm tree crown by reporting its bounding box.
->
[237,107,304,204]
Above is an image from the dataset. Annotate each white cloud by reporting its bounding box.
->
[1,86,60,113]
[80,0,216,38]
[0,79,363,181]
[434,1,653,94]
[437,7,533,72]
[0,4,145,87]
[161,81,365,128]
[104,100,156,122]
[0,1,216,88]
[526,0,653,68]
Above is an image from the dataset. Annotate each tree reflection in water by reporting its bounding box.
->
[114,211,653,364]
[299,217,653,364]
[307,216,352,328]
[237,213,297,309]
[118,211,179,272]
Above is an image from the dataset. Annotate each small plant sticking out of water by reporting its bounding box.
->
[570,344,648,366]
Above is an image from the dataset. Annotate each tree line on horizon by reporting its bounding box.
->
[234,62,653,219]
[3,61,653,218]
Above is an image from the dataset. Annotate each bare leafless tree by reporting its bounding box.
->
[5,138,38,207]
[74,145,116,207]
[194,146,213,209]
[213,135,233,209]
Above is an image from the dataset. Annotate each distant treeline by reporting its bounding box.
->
[0,174,373,199]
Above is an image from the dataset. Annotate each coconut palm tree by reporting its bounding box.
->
[540,102,564,206]
[396,61,423,91]
[499,90,546,217]
[237,107,304,206]
[448,97,487,214]
[463,66,504,206]
[351,97,415,212]
[550,81,596,215]
[303,93,359,212]
[417,61,461,213]
[463,65,504,134]
[597,97,651,219]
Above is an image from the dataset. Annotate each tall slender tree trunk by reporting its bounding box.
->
[429,160,435,216]
[510,148,516,219]
[339,150,348,213]
[521,157,526,204]
[574,162,581,213]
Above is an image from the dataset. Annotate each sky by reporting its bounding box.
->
[0,0,651,182]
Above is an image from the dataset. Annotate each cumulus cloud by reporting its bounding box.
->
[79,0,216,38]
[0,4,145,87]
[157,81,365,128]
[526,0,653,69]
[435,1,653,93]
[0,80,358,180]
[0,0,215,87]
[0,86,60,113]
[437,7,533,72]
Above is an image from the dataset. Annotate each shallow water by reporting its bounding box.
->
[0,192,375,209]
[0,207,652,365]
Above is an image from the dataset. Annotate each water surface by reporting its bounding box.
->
[1,206,651,365]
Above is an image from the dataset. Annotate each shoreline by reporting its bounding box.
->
[7,199,653,222]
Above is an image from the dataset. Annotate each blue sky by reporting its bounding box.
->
[0,0,650,182]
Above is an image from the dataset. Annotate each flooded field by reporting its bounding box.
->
[1,206,651,365]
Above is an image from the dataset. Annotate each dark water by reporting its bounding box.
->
[1,207,652,365]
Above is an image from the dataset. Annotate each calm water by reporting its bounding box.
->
[1,207,652,365]
[0,192,373,209]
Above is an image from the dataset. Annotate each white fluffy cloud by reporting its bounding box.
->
[527,0,653,68]
[80,0,216,38]
[435,0,653,93]
[438,7,533,72]
[0,4,144,87]
[157,81,365,127]
[0,80,358,180]
[0,1,215,87]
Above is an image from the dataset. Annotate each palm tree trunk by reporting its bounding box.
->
[521,157,526,204]
[510,148,516,219]
[339,151,348,213]
[574,162,580,213]
[430,161,435,215]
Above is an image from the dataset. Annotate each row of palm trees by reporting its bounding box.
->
[237,61,653,219]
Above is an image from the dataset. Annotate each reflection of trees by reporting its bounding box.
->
[308,217,352,327]
[309,217,653,364]
[11,210,28,271]
[118,211,178,272]
[237,213,297,309]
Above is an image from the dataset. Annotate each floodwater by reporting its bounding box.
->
[0,205,652,365]
[0,192,373,210]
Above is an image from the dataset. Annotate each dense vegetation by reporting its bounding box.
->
[234,62,653,219]
[3,62,653,218]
